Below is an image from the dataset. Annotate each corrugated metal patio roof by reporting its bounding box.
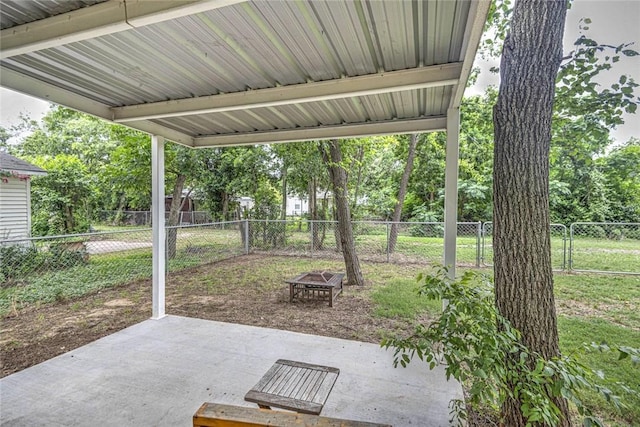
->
[0,0,489,147]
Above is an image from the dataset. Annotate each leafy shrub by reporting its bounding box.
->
[381,267,639,426]
[0,242,88,286]
[587,226,607,239]
[0,245,45,284]
[408,206,444,237]
[625,227,640,240]
[609,228,623,240]
[248,221,287,249]
[48,243,89,269]
[409,223,444,237]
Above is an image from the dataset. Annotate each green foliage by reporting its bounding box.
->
[0,245,43,283]
[476,5,640,224]
[559,317,640,424]
[100,126,152,211]
[29,154,92,235]
[0,249,151,313]
[597,138,640,222]
[549,20,639,224]
[407,207,443,237]
[381,267,639,426]
[0,126,11,148]
[0,243,88,284]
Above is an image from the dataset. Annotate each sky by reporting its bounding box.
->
[1,0,638,144]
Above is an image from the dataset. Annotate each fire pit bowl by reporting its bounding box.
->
[285,271,345,307]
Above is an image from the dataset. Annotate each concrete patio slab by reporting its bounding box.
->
[0,315,461,426]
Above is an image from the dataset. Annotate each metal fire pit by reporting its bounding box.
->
[285,272,345,307]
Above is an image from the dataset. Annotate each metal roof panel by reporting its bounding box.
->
[0,0,489,146]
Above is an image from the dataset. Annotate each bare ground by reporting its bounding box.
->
[1,254,424,378]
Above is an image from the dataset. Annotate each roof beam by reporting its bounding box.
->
[0,66,195,147]
[0,0,244,59]
[193,116,447,148]
[449,0,491,109]
[112,63,463,122]
[0,66,112,119]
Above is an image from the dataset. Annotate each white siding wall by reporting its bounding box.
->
[286,195,308,216]
[0,177,30,240]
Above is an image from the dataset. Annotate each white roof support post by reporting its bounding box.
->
[443,107,460,281]
[151,134,166,319]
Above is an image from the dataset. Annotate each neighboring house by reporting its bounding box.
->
[237,196,254,212]
[0,152,47,240]
[286,195,309,216]
[164,192,197,213]
[163,190,212,224]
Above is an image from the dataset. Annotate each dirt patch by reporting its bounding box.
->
[557,299,639,330]
[1,255,424,378]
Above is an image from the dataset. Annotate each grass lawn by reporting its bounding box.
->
[554,273,640,426]
[569,237,640,273]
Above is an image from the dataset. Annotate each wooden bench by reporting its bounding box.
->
[244,359,339,415]
[286,272,344,307]
[193,402,392,427]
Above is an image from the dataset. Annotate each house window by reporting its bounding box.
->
[295,204,301,210]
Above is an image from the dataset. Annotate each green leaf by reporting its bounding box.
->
[622,49,639,56]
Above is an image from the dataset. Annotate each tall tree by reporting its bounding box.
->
[492,0,570,425]
[319,139,364,286]
[388,133,418,253]
[0,126,11,149]
[29,155,92,235]
[598,137,640,222]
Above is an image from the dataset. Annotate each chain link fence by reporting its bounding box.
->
[569,222,640,274]
[2,220,637,314]
[166,221,246,274]
[0,222,247,315]
[482,222,568,271]
[96,210,213,226]
[0,228,153,314]
[246,220,482,266]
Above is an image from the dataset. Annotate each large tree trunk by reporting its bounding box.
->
[388,133,418,253]
[114,193,126,225]
[493,1,570,426]
[221,191,229,221]
[63,204,75,233]
[332,203,343,253]
[167,174,187,259]
[350,144,365,214]
[319,140,364,286]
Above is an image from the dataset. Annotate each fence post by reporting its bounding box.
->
[481,222,491,267]
[244,220,250,254]
[165,229,169,274]
[476,222,481,267]
[310,221,314,258]
[386,222,390,263]
[568,223,574,271]
[562,224,567,271]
